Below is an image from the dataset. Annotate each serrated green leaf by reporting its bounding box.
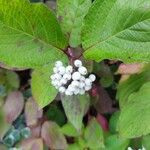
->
[61,94,90,131]
[57,0,91,47]
[117,64,150,108]
[84,118,105,149]
[105,134,129,150]
[0,0,67,69]
[31,63,57,108]
[82,0,150,63]
[118,82,150,138]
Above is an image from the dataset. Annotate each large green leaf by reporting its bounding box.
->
[117,64,150,108]
[61,94,90,131]
[118,82,150,138]
[82,0,150,63]
[0,0,67,69]
[57,0,91,47]
[84,118,105,149]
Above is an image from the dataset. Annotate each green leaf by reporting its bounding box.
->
[0,0,67,69]
[105,134,129,150]
[5,70,20,91]
[117,64,150,108]
[57,0,91,47]
[31,63,57,108]
[61,94,90,131]
[142,135,150,149]
[61,122,79,137]
[67,143,81,150]
[118,82,150,138]
[84,118,105,149]
[46,105,66,126]
[82,0,150,63]
[109,111,120,134]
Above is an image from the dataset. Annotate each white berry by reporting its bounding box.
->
[53,67,58,73]
[74,60,82,67]
[58,66,66,75]
[55,61,63,67]
[63,73,71,80]
[54,73,61,80]
[78,66,87,75]
[71,80,79,87]
[59,86,66,93]
[79,82,85,88]
[85,78,92,86]
[68,85,75,92]
[72,72,81,80]
[66,65,73,73]
[50,75,55,80]
[80,76,85,81]
[89,74,96,82]
[74,88,80,95]
[65,90,73,96]
[85,85,92,91]
[60,78,67,85]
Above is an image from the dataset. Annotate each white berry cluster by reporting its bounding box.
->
[50,60,96,96]
[128,147,146,150]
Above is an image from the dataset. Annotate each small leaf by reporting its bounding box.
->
[4,91,24,124]
[25,97,43,127]
[117,64,150,108]
[118,82,150,138]
[57,0,91,47]
[41,121,68,149]
[61,122,79,137]
[0,108,10,139]
[0,0,67,69]
[109,111,120,134]
[21,138,43,150]
[105,134,129,150]
[82,0,150,63]
[61,94,90,131]
[84,118,105,149]
[5,70,20,91]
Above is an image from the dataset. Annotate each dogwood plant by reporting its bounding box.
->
[0,0,150,149]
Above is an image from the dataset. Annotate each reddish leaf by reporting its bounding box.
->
[4,91,24,123]
[96,114,109,132]
[30,121,42,138]
[0,108,10,139]
[41,121,68,149]
[117,63,144,75]
[92,84,116,114]
[21,138,43,150]
[25,97,43,127]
